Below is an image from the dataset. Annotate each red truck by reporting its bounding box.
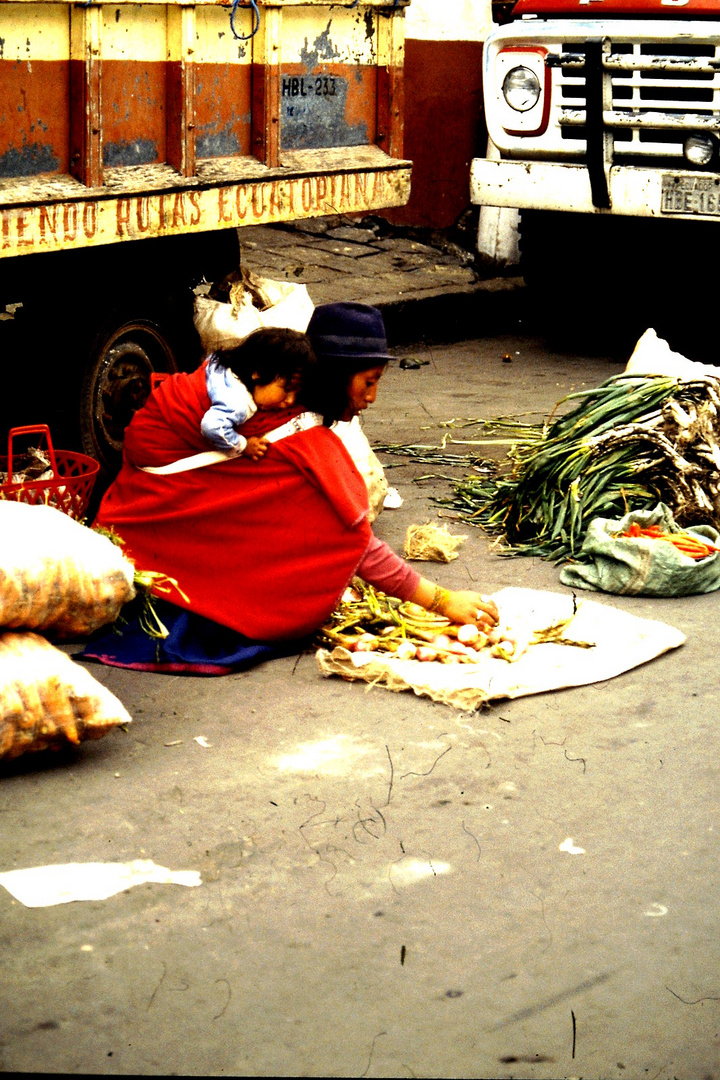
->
[0,0,410,471]
[471,0,720,346]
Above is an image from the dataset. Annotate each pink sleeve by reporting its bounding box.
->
[356,534,421,601]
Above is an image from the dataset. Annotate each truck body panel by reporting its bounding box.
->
[1,147,408,256]
[0,0,411,259]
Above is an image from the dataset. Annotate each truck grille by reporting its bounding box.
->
[557,41,720,158]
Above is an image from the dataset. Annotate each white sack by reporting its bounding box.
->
[0,502,136,637]
[194,274,314,353]
[0,630,132,759]
[626,328,720,381]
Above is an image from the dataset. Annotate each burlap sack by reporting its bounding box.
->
[559,503,720,596]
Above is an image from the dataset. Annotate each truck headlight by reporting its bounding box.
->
[492,46,550,138]
[684,134,716,166]
[502,66,541,113]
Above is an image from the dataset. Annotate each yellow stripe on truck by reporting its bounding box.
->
[280,6,378,65]
[0,4,69,61]
[194,5,253,65]
[0,166,412,256]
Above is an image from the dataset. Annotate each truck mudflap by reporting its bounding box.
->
[471,158,720,221]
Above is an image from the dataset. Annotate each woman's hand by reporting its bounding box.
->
[243,436,270,461]
[442,590,499,629]
[409,579,499,629]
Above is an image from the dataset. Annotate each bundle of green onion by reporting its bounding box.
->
[436,374,720,561]
[93,525,189,638]
[319,580,451,650]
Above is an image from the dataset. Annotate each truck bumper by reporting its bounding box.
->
[470,158,720,223]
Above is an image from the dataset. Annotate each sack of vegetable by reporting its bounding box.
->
[0,631,131,760]
[194,269,314,353]
[0,502,136,638]
[559,503,720,597]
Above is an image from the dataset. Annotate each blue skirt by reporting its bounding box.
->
[80,596,305,675]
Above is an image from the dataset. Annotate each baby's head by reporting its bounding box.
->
[215,327,316,410]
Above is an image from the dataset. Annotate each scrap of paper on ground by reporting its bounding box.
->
[0,859,202,907]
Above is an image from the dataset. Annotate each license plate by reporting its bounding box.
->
[661,175,720,215]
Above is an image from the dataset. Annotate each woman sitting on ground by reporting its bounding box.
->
[84,303,498,674]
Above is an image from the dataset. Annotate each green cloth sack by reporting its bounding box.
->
[559,503,720,597]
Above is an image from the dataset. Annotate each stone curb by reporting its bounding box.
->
[375,277,527,348]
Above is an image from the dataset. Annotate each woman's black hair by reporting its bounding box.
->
[213,327,316,388]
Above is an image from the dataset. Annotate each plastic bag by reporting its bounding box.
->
[194,270,314,353]
[0,502,136,637]
[625,327,720,381]
[559,503,720,596]
[0,631,132,760]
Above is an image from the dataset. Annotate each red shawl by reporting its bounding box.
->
[94,364,372,641]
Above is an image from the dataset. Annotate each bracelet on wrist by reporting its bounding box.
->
[428,585,450,614]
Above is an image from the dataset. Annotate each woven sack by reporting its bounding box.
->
[559,503,720,597]
[0,502,136,637]
[0,631,131,760]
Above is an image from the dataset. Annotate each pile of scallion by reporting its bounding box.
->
[432,373,720,562]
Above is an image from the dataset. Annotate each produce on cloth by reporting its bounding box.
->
[0,631,131,760]
[317,582,593,664]
[436,373,720,561]
[0,502,136,638]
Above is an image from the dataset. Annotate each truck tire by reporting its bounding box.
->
[79,309,181,475]
[75,230,239,476]
[0,228,239,478]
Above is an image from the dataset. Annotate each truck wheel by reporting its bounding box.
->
[80,313,180,474]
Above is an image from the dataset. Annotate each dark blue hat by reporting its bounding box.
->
[307,302,392,367]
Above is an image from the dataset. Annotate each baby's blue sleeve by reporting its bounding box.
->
[201,361,254,451]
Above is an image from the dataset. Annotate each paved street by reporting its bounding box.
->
[1,330,717,1079]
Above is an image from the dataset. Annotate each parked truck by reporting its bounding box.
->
[0,0,410,471]
[471,0,720,345]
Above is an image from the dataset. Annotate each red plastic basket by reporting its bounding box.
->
[0,425,100,521]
